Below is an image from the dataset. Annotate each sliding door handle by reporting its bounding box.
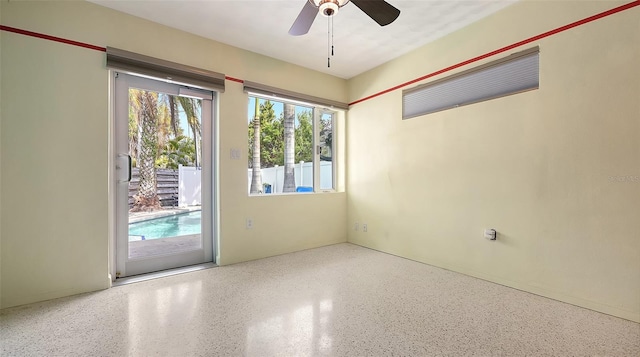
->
[117,154,132,183]
[127,155,132,182]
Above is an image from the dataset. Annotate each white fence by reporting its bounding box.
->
[247,161,333,194]
[178,165,201,206]
[177,162,332,201]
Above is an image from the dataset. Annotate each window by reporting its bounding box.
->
[402,47,539,119]
[318,111,335,190]
[247,96,337,195]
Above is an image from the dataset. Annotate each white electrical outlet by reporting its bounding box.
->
[246,218,254,229]
[354,222,359,231]
[363,223,368,233]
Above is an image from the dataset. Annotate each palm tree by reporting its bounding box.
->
[249,98,263,193]
[127,90,144,167]
[282,103,296,192]
[168,96,180,136]
[176,97,202,167]
[130,90,162,212]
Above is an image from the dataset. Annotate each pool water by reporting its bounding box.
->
[129,211,201,241]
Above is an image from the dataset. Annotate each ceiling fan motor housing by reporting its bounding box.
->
[310,0,350,17]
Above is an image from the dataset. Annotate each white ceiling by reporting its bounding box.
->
[90,0,517,79]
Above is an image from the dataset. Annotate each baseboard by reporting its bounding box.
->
[350,241,639,323]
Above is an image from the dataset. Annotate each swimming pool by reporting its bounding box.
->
[129,211,201,241]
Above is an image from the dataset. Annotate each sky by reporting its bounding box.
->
[247,97,312,124]
[179,110,191,135]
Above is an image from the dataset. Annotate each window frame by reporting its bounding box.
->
[315,109,337,192]
[247,94,339,196]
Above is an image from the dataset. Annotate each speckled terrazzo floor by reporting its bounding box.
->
[1,243,638,356]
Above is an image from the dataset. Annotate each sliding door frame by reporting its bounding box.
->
[109,71,217,280]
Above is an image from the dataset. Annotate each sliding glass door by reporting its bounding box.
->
[114,73,214,278]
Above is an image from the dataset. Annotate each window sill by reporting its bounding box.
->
[248,190,340,197]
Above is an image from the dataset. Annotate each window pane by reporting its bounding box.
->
[319,112,334,190]
[128,89,203,259]
[247,97,314,194]
[295,107,314,192]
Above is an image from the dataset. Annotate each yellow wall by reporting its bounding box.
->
[2,0,637,323]
[0,0,347,308]
[346,0,639,322]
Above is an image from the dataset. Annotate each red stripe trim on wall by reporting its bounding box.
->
[0,25,107,52]
[2,0,638,100]
[347,0,640,106]
[225,76,244,84]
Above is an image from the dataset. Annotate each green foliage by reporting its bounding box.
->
[176,97,201,140]
[156,100,177,152]
[319,115,333,161]
[128,90,201,169]
[176,96,202,167]
[248,100,283,168]
[247,100,325,168]
[156,135,196,169]
[295,110,313,163]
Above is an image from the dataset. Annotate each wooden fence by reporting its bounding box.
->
[129,168,178,208]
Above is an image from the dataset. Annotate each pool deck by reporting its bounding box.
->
[129,206,201,223]
[129,234,202,260]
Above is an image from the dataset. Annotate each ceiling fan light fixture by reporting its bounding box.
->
[309,0,349,17]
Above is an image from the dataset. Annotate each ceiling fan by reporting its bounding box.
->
[289,0,401,36]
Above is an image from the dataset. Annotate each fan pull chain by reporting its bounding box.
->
[327,16,331,68]
[331,16,334,56]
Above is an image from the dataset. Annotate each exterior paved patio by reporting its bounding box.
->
[128,234,202,259]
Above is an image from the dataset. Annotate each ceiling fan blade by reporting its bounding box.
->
[289,1,318,36]
[351,0,400,26]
